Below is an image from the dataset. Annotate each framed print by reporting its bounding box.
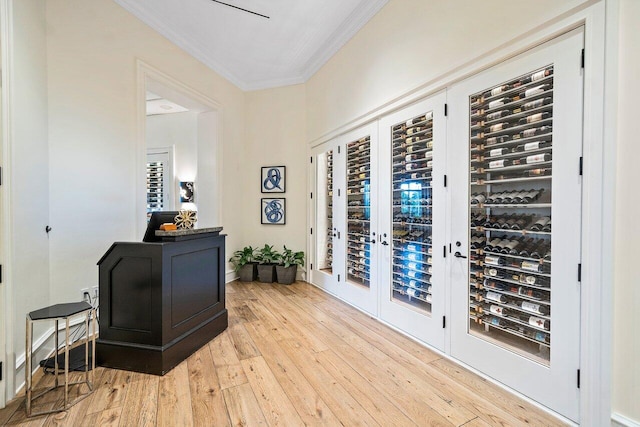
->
[261,198,286,225]
[261,166,286,193]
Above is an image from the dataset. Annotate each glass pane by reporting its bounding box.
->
[317,151,333,272]
[346,137,371,287]
[468,65,554,365]
[147,160,164,215]
[391,112,434,313]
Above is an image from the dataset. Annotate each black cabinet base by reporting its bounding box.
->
[96,309,228,376]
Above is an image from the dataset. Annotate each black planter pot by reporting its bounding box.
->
[275,265,297,285]
[238,263,257,282]
[257,264,276,283]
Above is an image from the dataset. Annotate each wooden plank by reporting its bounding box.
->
[209,331,249,390]
[244,300,296,342]
[187,344,231,427]
[278,338,381,427]
[222,383,268,427]
[240,356,304,426]
[157,362,193,427]
[118,371,159,427]
[228,323,261,361]
[459,417,493,427]
[94,407,122,426]
[430,358,567,427]
[236,304,259,323]
[243,320,340,426]
[315,349,417,427]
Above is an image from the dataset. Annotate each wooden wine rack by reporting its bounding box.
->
[391,111,435,312]
[468,65,554,362]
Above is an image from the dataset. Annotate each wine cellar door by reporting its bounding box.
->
[377,93,447,348]
[447,28,584,421]
[311,122,380,316]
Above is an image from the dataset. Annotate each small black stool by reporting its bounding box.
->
[26,302,96,417]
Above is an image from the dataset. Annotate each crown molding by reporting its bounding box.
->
[301,0,388,81]
[114,0,250,90]
[114,0,388,91]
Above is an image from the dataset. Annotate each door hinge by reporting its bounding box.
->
[0,361,3,381]
[338,189,341,197]
[338,274,341,282]
[310,227,313,235]
[577,369,581,388]
[581,49,585,69]
[578,263,582,282]
[0,166,2,185]
[0,264,2,283]
[579,156,583,176]
[444,103,448,117]
[310,156,313,164]
[444,174,447,187]
[443,246,447,258]
[310,263,313,270]
[442,316,446,328]
[338,146,341,154]
[310,192,313,199]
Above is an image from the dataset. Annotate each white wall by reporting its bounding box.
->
[8,0,50,391]
[146,111,198,210]
[613,0,640,423]
[306,0,592,142]
[244,85,307,259]
[45,0,246,313]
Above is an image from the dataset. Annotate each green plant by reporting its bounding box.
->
[229,246,256,272]
[255,244,281,265]
[279,246,305,268]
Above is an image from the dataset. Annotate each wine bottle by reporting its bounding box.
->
[520,68,554,85]
[483,85,511,98]
[485,237,503,252]
[511,215,531,230]
[484,254,505,266]
[510,237,535,255]
[484,267,505,279]
[485,122,511,134]
[526,168,551,177]
[521,189,542,203]
[528,316,550,331]
[518,112,551,125]
[522,153,551,164]
[488,316,509,327]
[519,274,550,288]
[470,193,486,205]
[486,110,511,121]
[486,291,507,303]
[529,216,551,231]
[485,135,510,146]
[488,147,508,157]
[521,126,552,138]
[489,305,505,316]
[542,219,552,233]
[523,97,553,111]
[518,84,552,99]
[514,140,552,152]
[501,237,523,254]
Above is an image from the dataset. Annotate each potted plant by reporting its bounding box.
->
[276,246,305,285]
[255,244,280,283]
[229,246,257,282]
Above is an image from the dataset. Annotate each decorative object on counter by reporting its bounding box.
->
[230,246,258,282]
[255,244,280,283]
[276,246,305,285]
[179,181,195,203]
[159,223,177,231]
[261,165,286,193]
[261,198,286,225]
[174,210,197,229]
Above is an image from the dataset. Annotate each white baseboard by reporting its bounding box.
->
[612,413,640,427]
[225,269,237,283]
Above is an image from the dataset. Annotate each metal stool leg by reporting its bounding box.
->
[64,318,70,409]
[25,317,32,417]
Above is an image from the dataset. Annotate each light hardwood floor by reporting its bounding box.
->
[0,281,566,426]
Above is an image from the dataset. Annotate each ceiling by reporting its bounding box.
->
[114,0,388,91]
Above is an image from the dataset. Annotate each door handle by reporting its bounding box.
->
[454,251,467,259]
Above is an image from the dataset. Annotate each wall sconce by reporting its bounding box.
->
[179,181,194,203]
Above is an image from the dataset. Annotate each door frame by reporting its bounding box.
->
[306,3,611,424]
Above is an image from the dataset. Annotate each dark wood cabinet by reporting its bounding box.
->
[96,232,227,375]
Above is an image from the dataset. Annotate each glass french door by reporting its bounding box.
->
[378,93,447,348]
[310,140,344,296]
[447,28,584,421]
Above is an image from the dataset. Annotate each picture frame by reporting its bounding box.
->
[261,198,286,225]
[261,166,286,193]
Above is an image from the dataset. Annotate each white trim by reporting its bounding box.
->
[115,0,388,91]
[612,413,640,427]
[225,270,237,284]
[305,3,611,424]
[135,60,224,239]
[0,0,15,407]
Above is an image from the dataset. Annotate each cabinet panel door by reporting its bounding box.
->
[378,92,447,349]
[447,28,583,421]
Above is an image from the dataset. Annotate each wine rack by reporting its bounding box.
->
[468,65,554,363]
[391,111,434,312]
[147,161,164,214]
[325,151,334,271]
[346,137,371,287]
